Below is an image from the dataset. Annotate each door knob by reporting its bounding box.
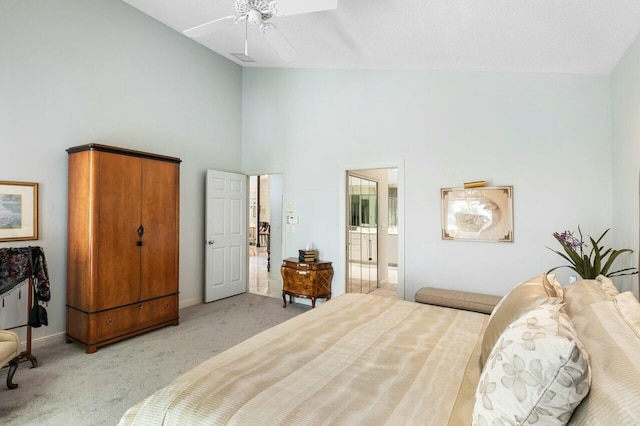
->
[207,240,214,245]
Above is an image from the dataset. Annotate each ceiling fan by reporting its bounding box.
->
[183,0,338,63]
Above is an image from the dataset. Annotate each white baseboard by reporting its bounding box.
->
[179,297,202,309]
[20,331,67,351]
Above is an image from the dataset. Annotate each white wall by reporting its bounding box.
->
[243,68,613,300]
[612,30,640,295]
[0,0,242,345]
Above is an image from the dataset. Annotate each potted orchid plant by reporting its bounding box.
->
[547,227,638,279]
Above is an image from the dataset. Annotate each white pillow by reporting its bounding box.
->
[473,303,591,426]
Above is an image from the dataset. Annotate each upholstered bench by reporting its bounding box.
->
[415,287,502,314]
[0,330,20,389]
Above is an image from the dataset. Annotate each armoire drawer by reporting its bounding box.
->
[138,295,178,329]
[94,295,178,342]
[95,305,140,342]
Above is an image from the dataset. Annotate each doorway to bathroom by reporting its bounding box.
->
[346,168,399,298]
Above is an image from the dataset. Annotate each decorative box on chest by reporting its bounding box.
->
[281,258,333,308]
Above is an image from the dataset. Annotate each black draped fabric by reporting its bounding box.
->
[0,246,50,301]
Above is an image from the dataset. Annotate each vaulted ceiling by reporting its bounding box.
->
[122,0,640,74]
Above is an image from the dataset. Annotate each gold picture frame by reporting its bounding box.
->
[441,185,513,242]
[0,181,38,242]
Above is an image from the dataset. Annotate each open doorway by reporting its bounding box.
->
[248,174,283,299]
[346,168,399,298]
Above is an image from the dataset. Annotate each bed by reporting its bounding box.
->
[119,293,488,425]
[119,275,640,425]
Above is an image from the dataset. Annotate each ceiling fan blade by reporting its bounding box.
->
[183,15,237,38]
[260,23,298,62]
[270,0,338,16]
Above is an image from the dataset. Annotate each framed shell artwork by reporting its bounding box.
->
[441,185,513,242]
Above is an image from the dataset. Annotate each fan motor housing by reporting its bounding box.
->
[247,9,264,25]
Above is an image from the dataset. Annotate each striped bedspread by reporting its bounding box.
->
[119,293,488,425]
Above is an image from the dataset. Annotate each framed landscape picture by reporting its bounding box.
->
[0,181,38,242]
[441,185,513,242]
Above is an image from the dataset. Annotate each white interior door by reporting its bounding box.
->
[205,169,247,303]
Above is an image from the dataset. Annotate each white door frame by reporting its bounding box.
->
[268,174,284,276]
[339,160,405,300]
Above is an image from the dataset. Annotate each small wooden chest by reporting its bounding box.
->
[281,258,333,308]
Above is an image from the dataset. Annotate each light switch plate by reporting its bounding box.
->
[285,201,294,214]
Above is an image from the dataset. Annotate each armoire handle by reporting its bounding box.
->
[137,225,145,238]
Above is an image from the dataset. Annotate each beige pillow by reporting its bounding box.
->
[614,291,640,336]
[596,275,620,299]
[567,294,640,424]
[480,274,562,367]
[563,276,620,318]
[473,304,591,426]
[548,273,563,299]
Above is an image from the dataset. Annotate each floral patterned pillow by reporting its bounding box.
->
[473,303,591,426]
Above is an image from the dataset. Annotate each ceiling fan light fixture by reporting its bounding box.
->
[247,9,264,25]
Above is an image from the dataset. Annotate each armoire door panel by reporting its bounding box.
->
[96,152,142,310]
[140,159,179,300]
[66,151,93,312]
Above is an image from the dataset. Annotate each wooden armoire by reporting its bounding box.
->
[66,144,180,353]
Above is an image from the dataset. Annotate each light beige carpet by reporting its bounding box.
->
[0,293,309,425]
